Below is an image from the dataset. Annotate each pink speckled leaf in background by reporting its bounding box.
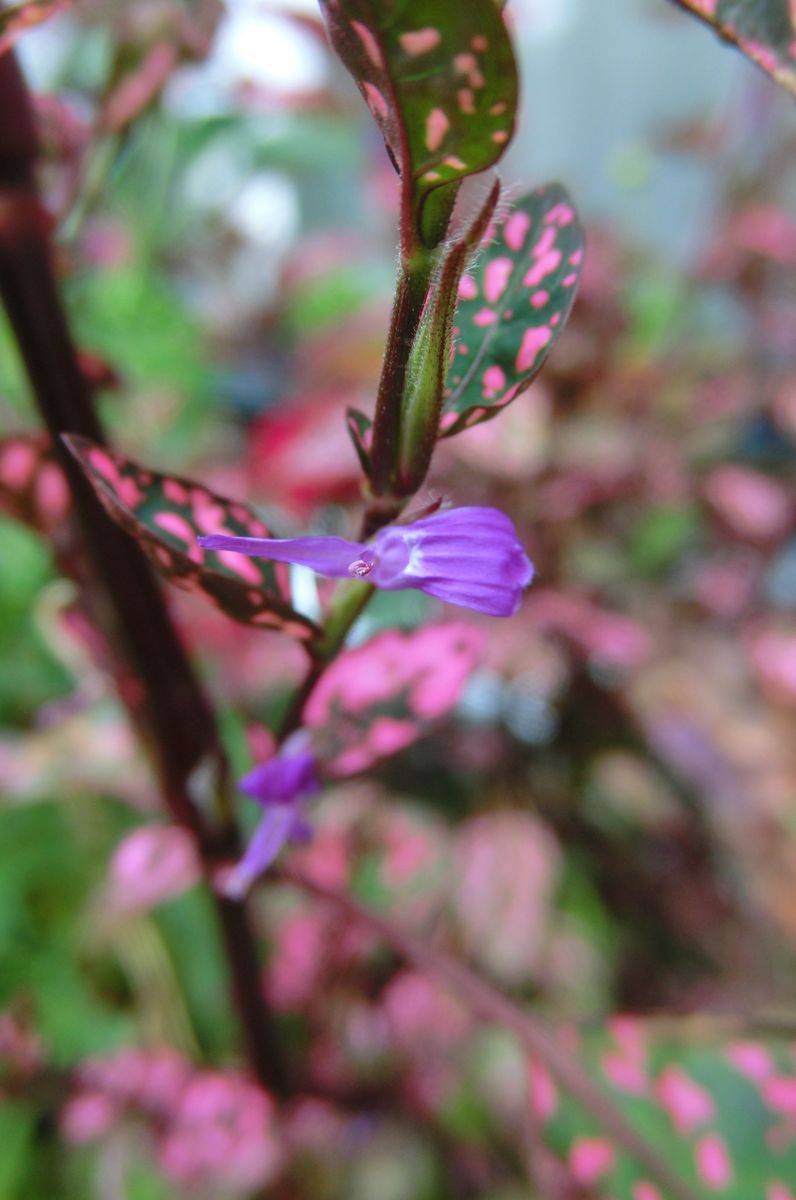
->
[304,622,484,775]
[536,1024,796,1199]
[318,0,518,247]
[63,435,319,639]
[671,0,796,97]
[452,811,561,985]
[441,184,584,436]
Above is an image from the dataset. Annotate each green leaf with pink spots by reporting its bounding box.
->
[527,1021,796,1199]
[671,0,796,98]
[318,0,517,248]
[441,184,583,437]
[304,622,484,775]
[63,435,320,640]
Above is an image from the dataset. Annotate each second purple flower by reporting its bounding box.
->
[223,733,320,897]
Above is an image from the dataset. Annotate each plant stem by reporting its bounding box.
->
[284,867,703,1200]
[0,51,287,1099]
[365,250,436,517]
[313,579,375,661]
[277,580,375,742]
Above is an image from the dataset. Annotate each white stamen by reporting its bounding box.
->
[348,558,374,578]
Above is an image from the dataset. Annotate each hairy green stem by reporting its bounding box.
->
[366,250,436,504]
[364,182,500,533]
[313,579,375,661]
[276,580,375,742]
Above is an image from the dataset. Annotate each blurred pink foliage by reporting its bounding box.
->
[525,590,652,672]
[63,1048,282,1191]
[748,629,796,705]
[105,824,201,913]
[381,970,469,1053]
[452,812,560,985]
[158,1072,282,1190]
[248,391,363,518]
[704,465,793,543]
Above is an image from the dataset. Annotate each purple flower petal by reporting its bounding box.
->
[224,806,298,898]
[222,734,321,895]
[372,507,533,615]
[239,748,320,806]
[199,506,533,618]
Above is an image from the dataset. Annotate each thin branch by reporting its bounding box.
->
[0,50,287,1098]
[282,867,702,1200]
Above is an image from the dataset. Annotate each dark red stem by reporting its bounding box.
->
[0,51,286,1097]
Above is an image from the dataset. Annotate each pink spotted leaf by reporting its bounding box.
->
[318,0,518,248]
[536,1024,796,1199]
[671,0,796,98]
[441,184,584,437]
[63,435,319,639]
[304,622,485,775]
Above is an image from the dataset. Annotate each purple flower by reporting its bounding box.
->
[224,733,320,898]
[199,506,533,618]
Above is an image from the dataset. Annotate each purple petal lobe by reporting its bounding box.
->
[239,748,320,806]
[372,506,534,616]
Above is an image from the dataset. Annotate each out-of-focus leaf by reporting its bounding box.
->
[441,185,583,436]
[154,889,237,1059]
[125,1160,174,1200]
[628,504,701,575]
[0,1102,36,1198]
[536,1021,796,1200]
[305,622,484,774]
[318,0,517,246]
[66,265,214,459]
[0,802,133,1061]
[0,0,71,53]
[63,435,319,639]
[102,41,179,134]
[0,522,73,720]
[672,0,796,98]
[451,811,561,985]
[249,390,364,517]
[285,261,390,334]
[0,435,70,537]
